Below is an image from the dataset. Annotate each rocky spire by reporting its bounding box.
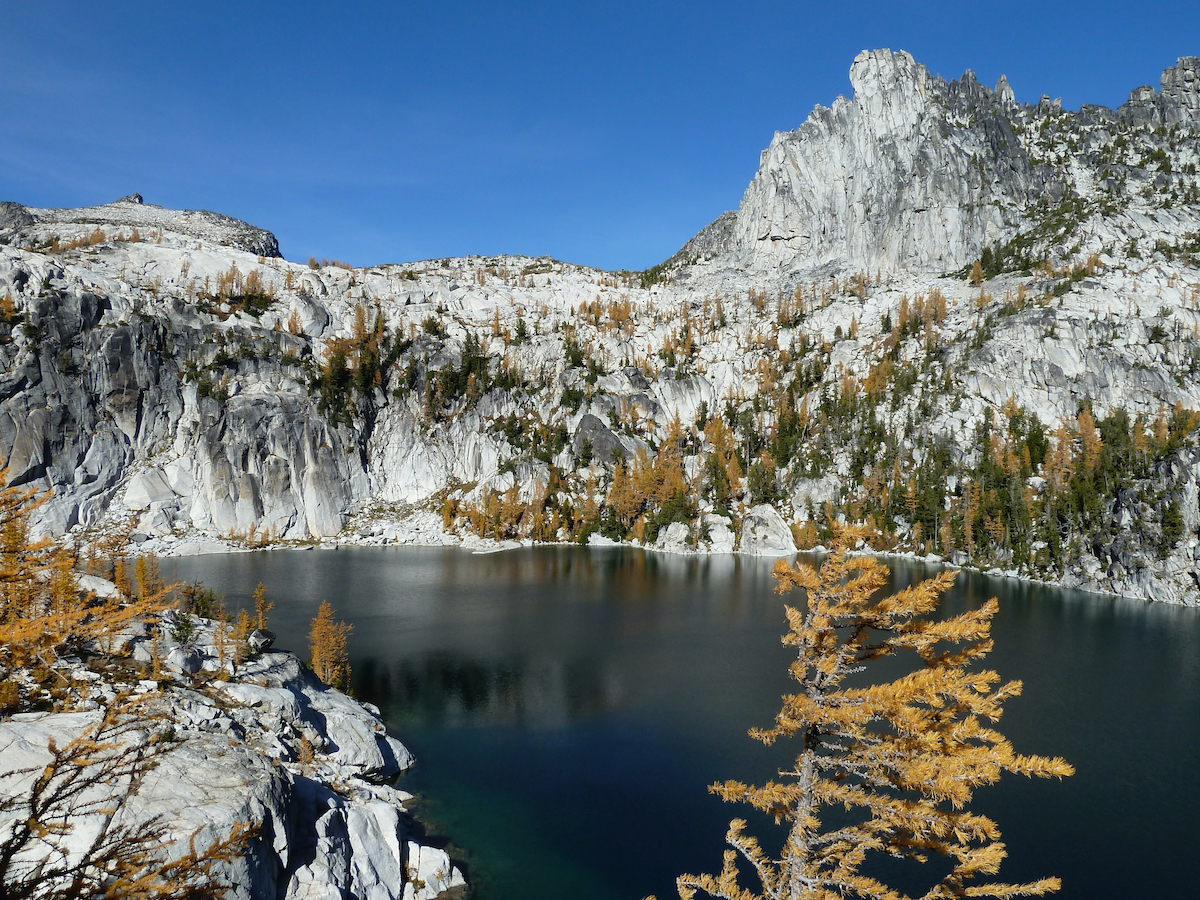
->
[1160,56,1200,126]
[713,48,1036,276]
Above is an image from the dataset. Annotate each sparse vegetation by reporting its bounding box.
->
[0,476,255,896]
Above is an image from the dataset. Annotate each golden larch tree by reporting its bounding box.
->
[658,528,1072,900]
[309,600,353,690]
[2,476,254,895]
[1076,409,1102,475]
[253,582,273,631]
[1,477,175,710]
[607,460,641,531]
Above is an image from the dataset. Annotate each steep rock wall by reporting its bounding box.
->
[720,49,1041,276]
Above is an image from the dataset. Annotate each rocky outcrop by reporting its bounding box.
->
[0,646,464,900]
[1056,446,1200,606]
[573,413,641,465]
[691,49,1043,276]
[0,201,35,230]
[1160,56,1200,126]
[676,210,738,264]
[1119,56,1200,127]
[739,504,798,556]
[2,49,1199,605]
[672,51,1198,280]
[3,195,282,258]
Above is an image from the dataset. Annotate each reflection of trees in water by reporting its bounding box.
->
[355,653,622,729]
[434,545,778,608]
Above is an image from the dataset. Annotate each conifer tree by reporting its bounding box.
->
[0,477,174,710]
[253,582,273,631]
[659,528,1072,900]
[309,600,353,689]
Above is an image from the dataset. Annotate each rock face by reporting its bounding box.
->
[1119,56,1200,127]
[2,48,1200,605]
[739,504,798,556]
[0,650,463,900]
[0,238,365,541]
[676,51,1200,279]
[700,49,1044,276]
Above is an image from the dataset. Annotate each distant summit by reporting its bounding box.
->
[666,50,1200,280]
[0,194,281,259]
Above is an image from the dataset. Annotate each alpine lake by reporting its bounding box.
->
[167,545,1200,900]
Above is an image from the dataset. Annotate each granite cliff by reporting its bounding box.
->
[1,50,1199,605]
[678,49,1200,277]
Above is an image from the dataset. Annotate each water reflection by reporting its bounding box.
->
[358,653,623,730]
[167,546,1200,900]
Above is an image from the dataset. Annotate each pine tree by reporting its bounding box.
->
[660,528,1072,900]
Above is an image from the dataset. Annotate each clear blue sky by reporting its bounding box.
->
[2,2,1197,270]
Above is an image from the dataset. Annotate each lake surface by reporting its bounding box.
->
[167,546,1200,899]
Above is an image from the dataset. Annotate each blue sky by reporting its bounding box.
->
[2,2,1197,270]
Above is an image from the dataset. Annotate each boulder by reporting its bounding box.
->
[655,521,691,553]
[248,628,276,654]
[124,469,175,510]
[740,505,798,556]
[703,514,735,553]
[166,646,202,675]
[77,572,120,599]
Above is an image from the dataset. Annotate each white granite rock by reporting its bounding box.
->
[124,468,176,510]
[0,647,455,900]
[740,504,798,556]
[703,514,736,553]
[655,521,692,553]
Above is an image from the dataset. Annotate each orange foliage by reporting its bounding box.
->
[666,528,1072,900]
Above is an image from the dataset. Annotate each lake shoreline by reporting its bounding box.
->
[133,507,1194,607]
[162,542,1200,900]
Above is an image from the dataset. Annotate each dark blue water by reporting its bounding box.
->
[166,546,1200,899]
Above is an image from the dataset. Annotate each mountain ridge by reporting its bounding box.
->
[0,193,282,259]
[1,49,1198,606]
[665,50,1200,284]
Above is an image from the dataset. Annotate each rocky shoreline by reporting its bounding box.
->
[137,499,1199,607]
[0,613,466,900]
